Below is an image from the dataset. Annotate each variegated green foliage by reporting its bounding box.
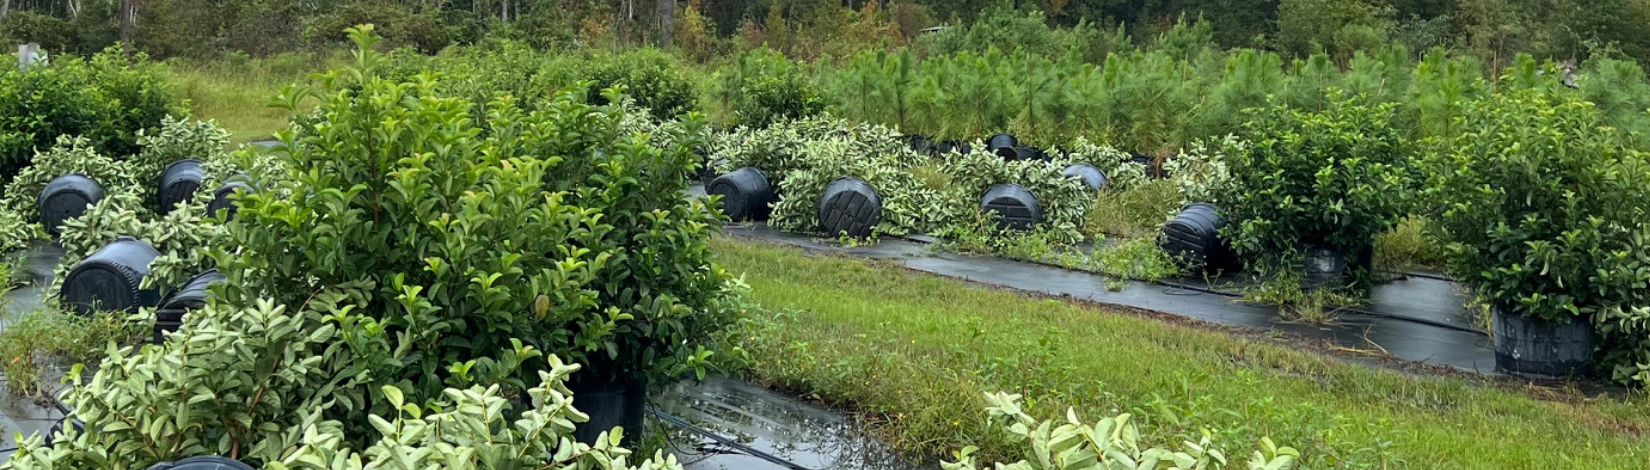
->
[1064,138,1146,190]
[0,136,144,228]
[943,392,1298,470]
[130,115,233,181]
[767,136,952,237]
[940,149,1094,244]
[2,285,680,470]
[50,193,225,300]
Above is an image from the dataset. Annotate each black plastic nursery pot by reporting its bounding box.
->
[1295,242,1373,290]
[817,177,883,238]
[1493,310,1596,380]
[38,173,106,238]
[1012,146,1050,161]
[154,269,227,344]
[980,184,1043,231]
[1300,243,1371,289]
[934,140,971,156]
[61,236,163,316]
[1160,203,1240,272]
[709,167,776,221]
[987,133,1018,160]
[157,159,206,211]
[1061,163,1107,193]
[566,374,649,448]
[144,456,257,470]
[208,178,256,221]
[905,134,935,154]
[44,417,85,448]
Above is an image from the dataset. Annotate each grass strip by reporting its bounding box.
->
[713,237,1650,470]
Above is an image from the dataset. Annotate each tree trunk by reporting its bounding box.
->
[659,0,677,47]
[0,0,10,22]
[119,0,135,54]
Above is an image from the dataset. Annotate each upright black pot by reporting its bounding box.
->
[566,374,648,448]
[986,133,1018,160]
[1493,310,1595,380]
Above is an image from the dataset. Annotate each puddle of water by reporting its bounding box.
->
[654,377,935,470]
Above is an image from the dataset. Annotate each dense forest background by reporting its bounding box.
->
[3,0,1650,70]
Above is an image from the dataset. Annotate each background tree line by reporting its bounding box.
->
[3,0,1649,72]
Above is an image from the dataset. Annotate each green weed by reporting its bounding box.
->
[1374,216,1448,273]
[0,308,144,397]
[1083,179,1182,239]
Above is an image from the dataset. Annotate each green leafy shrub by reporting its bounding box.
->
[0,48,182,186]
[1427,90,1650,386]
[211,27,734,422]
[710,48,824,128]
[586,49,696,121]
[943,391,1299,470]
[1219,92,1414,282]
[2,286,682,470]
[1164,135,1241,205]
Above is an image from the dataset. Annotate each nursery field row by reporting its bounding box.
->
[715,239,1650,470]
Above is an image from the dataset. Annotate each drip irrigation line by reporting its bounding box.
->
[648,406,815,470]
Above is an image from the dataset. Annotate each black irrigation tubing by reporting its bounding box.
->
[648,406,815,470]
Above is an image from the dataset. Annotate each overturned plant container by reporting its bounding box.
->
[154,269,227,344]
[1062,163,1107,193]
[38,174,106,238]
[1160,203,1239,272]
[157,159,206,211]
[980,183,1042,231]
[44,417,85,449]
[818,177,882,239]
[61,236,162,316]
[709,167,776,221]
[1493,311,1595,380]
[208,176,256,221]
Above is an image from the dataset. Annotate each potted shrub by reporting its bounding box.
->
[210,27,736,446]
[1429,90,1650,380]
[1219,91,1413,288]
